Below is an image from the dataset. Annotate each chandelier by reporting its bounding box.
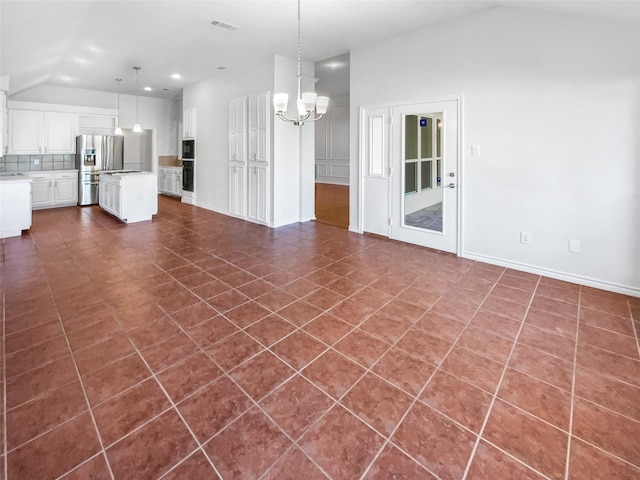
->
[273,0,329,126]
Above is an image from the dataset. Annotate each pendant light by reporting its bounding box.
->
[273,0,329,126]
[114,78,123,135]
[132,66,142,133]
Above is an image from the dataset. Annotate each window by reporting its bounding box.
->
[404,114,442,194]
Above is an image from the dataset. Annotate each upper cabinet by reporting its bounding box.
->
[228,97,246,162]
[0,91,6,155]
[44,112,77,153]
[8,110,77,155]
[248,92,270,163]
[183,108,197,139]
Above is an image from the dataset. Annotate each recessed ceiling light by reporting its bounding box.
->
[144,86,152,91]
[171,73,181,80]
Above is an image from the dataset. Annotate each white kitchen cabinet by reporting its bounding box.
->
[0,174,32,238]
[183,108,196,139]
[248,92,269,163]
[228,97,246,162]
[229,164,246,218]
[53,171,78,204]
[44,112,77,153]
[158,166,182,197]
[8,110,41,154]
[229,92,270,225]
[99,179,121,218]
[8,110,77,154]
[247,164,269,225]
[0,91,6,156]
[100,172,157,223]
[29,170,78,209]
[31,173,54,208]
[158,167,168,192]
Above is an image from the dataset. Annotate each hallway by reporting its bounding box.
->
[1,196,639,479]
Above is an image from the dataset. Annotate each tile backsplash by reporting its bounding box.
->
[0,154,76,172]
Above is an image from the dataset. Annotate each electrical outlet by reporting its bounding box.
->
[34,158,40,165]
[520,231,531,245]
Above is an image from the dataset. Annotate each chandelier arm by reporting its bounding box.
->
[301,113,326,123]
[276,111,300,123]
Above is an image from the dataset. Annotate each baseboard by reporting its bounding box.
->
[195,202,228,216]
[462,250,640,298]
[348,225,362,234]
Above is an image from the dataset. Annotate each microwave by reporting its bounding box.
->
[182,139,195,159]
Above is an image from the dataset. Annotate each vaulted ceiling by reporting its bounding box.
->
[1,0,638,99]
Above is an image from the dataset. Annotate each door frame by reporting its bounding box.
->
[358,94,463,255]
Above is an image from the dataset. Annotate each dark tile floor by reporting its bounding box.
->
[1,195,639,479]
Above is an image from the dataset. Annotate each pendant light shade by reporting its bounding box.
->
[114,78,123,135]
[133,66,142,132]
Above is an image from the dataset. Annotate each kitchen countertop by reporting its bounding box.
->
[101,171,156,177]
[0,172,33,183]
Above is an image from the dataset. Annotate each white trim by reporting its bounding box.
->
[8,100,117,116]
[462,250,640,298]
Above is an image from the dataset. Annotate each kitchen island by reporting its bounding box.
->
[99,171,157,223]
[0,172,32,238]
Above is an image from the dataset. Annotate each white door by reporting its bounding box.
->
[361,106,391,236]
[391,99,460,253]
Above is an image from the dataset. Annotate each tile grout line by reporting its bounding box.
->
[459,273,543,480]
[48,294,116,479]
[358,265,507,480]
[2,288,8,480]
[255,266,445,479]
[563,286,583,479]
[113,327,225,479]
[630,297,640,363]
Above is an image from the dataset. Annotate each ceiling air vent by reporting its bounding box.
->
[211,20,239,31]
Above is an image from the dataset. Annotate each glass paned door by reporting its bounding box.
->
[391,99,459,254]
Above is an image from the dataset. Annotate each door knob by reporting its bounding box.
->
[448,183,456,189]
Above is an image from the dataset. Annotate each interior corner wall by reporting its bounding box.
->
[183,59,274,213]
[9,85,180,156]
[350,7,640,294]
[272,55,316,227]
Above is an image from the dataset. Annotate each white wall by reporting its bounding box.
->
[10,85,180,156]
[315,94,350,185]
[350,7,640,294]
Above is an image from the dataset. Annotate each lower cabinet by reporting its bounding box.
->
[247,164,268,225]
[99,179,121,218]
[229,163,246,218]
[29,171,78,209]
[99,172,157,223]
[228,162,269,225]
[158,166,183,197]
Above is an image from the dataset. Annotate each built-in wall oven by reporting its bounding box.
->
[182,140,195,159]
[182,161,194,192]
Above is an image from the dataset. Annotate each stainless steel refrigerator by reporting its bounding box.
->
[75,135,124,205]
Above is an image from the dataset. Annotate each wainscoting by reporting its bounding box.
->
[315,182,349,229]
